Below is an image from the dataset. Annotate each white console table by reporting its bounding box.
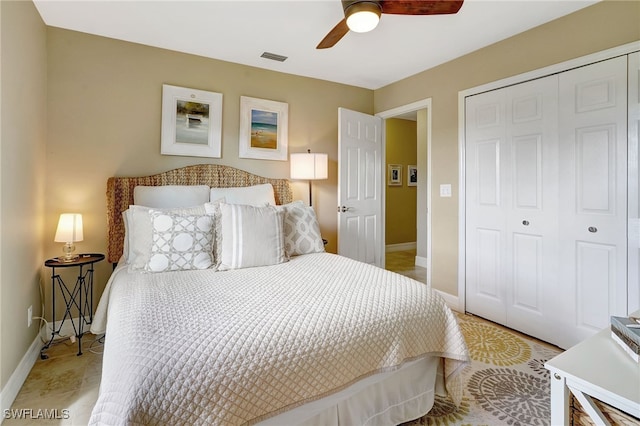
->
[545,326,640,425]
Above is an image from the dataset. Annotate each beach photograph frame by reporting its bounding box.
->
[160,84,223,158]
[239,96,288,161]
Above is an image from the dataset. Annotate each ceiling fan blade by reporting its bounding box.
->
[317,19,350,49]
[380,0,463,15]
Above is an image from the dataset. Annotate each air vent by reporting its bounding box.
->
[260,52,288,62]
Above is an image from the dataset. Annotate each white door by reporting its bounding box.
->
[465,75,560,344]
[337,107,383,266]
[557,56,628,347]
[465,56,629,349]
[628,52,640,314]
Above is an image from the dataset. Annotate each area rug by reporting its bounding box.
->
[402,313,562,426]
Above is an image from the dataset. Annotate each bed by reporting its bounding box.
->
[89,164,469,425]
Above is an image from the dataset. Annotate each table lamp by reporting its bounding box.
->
[290,149,328,207]
[54,213,83,262]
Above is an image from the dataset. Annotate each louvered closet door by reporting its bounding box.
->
[557,56,628,348]
[465,75,559,343]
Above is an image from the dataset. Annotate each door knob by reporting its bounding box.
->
[522,220,530,226]
[338,206,353,213]
[588,226,597,233]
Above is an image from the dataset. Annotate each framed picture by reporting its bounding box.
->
[160,84,223,158]
[388,164,402,186]
[239,96,288,161]
[408,165,417,186]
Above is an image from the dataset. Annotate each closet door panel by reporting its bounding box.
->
[504,75,559,344]
[558,56,628,347]
[465,90,508,324]
[628,51,640,314]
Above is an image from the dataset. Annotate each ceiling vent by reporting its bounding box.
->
[260,52,288,62]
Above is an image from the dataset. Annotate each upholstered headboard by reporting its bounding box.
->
[106,164,293,263]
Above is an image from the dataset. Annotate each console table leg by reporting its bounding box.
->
[550,372,570,425]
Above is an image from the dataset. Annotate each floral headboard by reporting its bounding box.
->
[106,164,293,263]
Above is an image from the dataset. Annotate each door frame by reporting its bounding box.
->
[457,41,640,314]
[377,98,433,285]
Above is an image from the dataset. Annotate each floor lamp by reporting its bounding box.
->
[290,150,328,207]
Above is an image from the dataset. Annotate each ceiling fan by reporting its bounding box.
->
[317,0,464,49]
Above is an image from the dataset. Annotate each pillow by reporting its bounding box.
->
[209,184,275,206]
[124,204,206,270]
[144,210,215,272]
[279,203,325,257]
[204,199,225,267]
[217,203,286,270]
[133,185,210,208]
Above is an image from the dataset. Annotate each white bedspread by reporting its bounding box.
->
[89,253,469,425]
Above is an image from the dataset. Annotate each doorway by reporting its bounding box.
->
[377,100,432,285]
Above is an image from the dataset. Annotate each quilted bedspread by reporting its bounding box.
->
[89,253,469,425]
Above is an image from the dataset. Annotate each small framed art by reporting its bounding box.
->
[239,96,288,161]
[388,164,402,186]
[408,165,417,187]
[160,84,223,158]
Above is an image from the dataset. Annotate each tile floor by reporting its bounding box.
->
[4,337,103,425]
[4,250,426,425]
[385,249,427,283]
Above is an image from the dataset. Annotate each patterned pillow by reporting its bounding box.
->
[145,211,215,272]
[279,202,325,257]
[125,204,207,271]
[217,203,286,270]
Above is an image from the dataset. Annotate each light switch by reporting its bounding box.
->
[440,184,452,197]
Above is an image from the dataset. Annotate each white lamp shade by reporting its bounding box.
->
[54,213,84,243]
[290,152,328,180]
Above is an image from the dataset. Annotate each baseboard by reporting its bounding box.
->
[415,256,428,269]
[385,242,416,252]
[434,289,460,312]
[0,336,41,424]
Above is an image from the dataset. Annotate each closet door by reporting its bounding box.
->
[628,52,640,314]
[504,77,560,343]
[465,87,508,325]
[465,75,559,343]
[557,56,629,348]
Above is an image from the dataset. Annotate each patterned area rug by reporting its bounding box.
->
[402,313,562,426]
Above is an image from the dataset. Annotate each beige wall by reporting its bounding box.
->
[0,0,47,388]
[374,0,640,296]
[385,118,416,246]
[45,28,373,311]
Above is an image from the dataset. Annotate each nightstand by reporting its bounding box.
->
[41,253,104,358]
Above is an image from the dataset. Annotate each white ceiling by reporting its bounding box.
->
[33,0,599,90]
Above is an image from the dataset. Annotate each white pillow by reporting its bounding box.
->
[209,184,275,206]
[217,203,286,270]
[144,210,215,272]
[124,204,206,270]
[279,203,325,257]
[133,185,210,208]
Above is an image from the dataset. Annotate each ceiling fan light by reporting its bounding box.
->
[345,2,381,33]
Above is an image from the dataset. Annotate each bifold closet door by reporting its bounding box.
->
[466,55,629,349]
[557,56,628,348]
[465,75,559,344]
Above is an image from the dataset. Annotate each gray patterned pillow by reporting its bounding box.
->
[281,203,325,256]
[145,211,215,272]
